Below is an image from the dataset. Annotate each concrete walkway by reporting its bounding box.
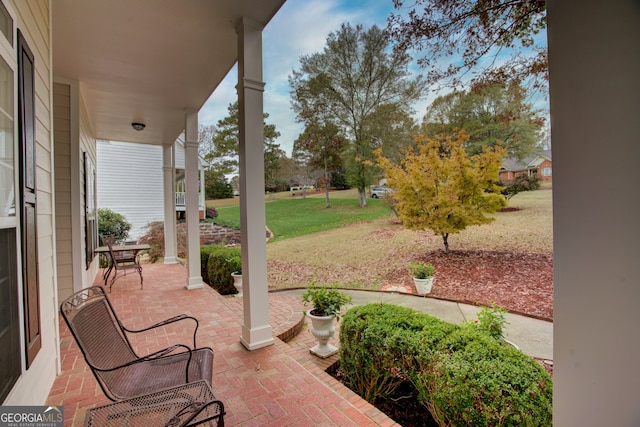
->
[278,288,553,361]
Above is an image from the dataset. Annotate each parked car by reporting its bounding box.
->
[370,186,392,198]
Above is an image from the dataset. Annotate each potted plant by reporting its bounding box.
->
[302,283,352,358]
[228,256,242,297]
[408,261,435,295]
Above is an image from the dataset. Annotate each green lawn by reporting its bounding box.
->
[211,196,392,242]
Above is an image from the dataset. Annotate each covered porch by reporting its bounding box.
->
[47,263,394,426]
[51,0,284,349]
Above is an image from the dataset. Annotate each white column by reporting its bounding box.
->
[184,110,203,289]
[163,143,178,264]
[199,166,206,212]
[237,17,274,350]
[548,1,640,425]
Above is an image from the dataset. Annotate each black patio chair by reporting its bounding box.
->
[101,235,143,291]
[60,286,214,402]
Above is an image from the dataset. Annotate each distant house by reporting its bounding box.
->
[499,149,552,183]
[97,139,208,239]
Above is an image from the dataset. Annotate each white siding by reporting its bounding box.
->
[175,141,185,169]
[97,140,164,239]
[53,79,99,302]
[53,82,73,300]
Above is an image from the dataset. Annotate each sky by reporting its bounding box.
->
[197,0,549,157]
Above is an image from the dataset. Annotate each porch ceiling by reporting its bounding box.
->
[51,0,286,146]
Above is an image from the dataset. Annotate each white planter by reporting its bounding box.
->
[413,276,434,295]
[503,339,521,351]
[231,272,242,297]
[306,310,338,358]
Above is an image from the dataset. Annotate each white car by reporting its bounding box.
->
[370,186,392,198]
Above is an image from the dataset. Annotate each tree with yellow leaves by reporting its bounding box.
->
[375,131,506,253]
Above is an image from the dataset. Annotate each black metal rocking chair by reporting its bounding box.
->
[60,286,215,402]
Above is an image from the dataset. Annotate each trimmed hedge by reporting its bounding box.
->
[339,304,455,404]
[340,304,552,426]
[200,245,241,295]
[200,245,219,284]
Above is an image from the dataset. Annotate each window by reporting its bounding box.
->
[0,0,13,220]
[0,56,13,218]
[0,1,11,45]
[85,152,97,268]
[0,228,20,402]
[0,0,20,402]
[542,167,552,177]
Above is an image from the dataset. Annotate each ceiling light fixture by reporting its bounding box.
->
[131,122,146,131]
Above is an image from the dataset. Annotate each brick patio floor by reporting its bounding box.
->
[47,263,398,426]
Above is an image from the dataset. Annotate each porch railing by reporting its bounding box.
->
[175,192,205,208]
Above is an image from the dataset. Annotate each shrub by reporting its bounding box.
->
[420,328,553,426]
[408,261,434,279]
[340,304,455,404]
[138,221,187,262]
[98,208,131,243]
[205,174,234,199]
[339,304,553,426]
[468,304,509,341]
[500,175,541,200]
[205,245,241,295]
[206,207,219,220]
[228,255,241,274]
[200,245,219,284]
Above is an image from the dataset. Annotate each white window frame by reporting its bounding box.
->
[542,166,552,177]
[0,0,17,230]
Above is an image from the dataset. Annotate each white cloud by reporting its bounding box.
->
[198,0,549,156]
[199,0,395,155]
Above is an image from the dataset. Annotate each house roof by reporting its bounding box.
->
[501,149,552,172]
[52,0,286,147]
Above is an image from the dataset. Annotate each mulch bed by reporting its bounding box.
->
[419,250,554,321]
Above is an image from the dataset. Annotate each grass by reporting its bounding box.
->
[209,194,392,242]
[266,186,553,289]
[205,186,553,289]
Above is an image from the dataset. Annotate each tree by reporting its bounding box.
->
[204,103,240,177]
[202,101,283,187]
[293,122,347,208]
[263,140,287,190]
[204,171,234,199]
[97,208,131,244]
[290,23,426,207]
[375,131,506,253]
[198,124,217,160]
[330,169,350,190]
[270,155,300,192]
[230,175,240,195]
[422,82,544,160]
[386,0,547,91]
